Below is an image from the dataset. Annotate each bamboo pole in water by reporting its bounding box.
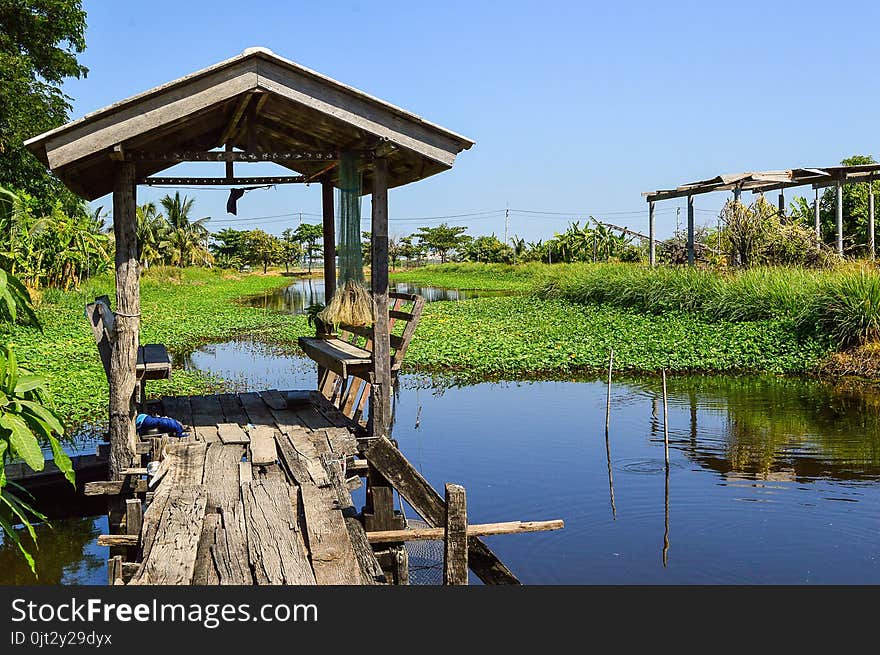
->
[605,348,616,518]
[605,349,614,431]
[662,369,669,467]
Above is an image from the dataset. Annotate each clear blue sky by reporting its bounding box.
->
[64,0,880,242]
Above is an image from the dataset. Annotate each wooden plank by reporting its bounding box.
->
[364,437,520,585]
[211,500,252,584]
[297,479,366,585]
[203,443,244,511]
[98,534,139,547]
[192,512,221,585]
[239,391,277,426]
[160,396,194,435]
[217,422,250,445]
[444,484,468,585]
[367,520,565,543]
[260,389,288,411]
[241,480,316,585]
[108,555,123,585]
[219,393,248,425]
[268,408,328,487]
[248,425,278,466]
[125,498,143,536]
[84,479,147,495]
[322,455,384,584]
[190,395,223,443]
[238,460,253,483]
[130,484,208,585]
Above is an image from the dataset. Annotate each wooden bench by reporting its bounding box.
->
[299,292,425,425]
[85,296,172,404]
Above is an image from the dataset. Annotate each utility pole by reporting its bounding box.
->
[504,203,510,246]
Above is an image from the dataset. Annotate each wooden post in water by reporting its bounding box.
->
[870,176,876,260]
[605,349,614,433]
[370,158,391,439]
[605,348,616,518]
[662,369,669,467]
[687,195,695,266]
[444,483,468,585]
[648,202,656,267]
[836,180,844,257]
[109,161,139,480]
[322,177,336,299]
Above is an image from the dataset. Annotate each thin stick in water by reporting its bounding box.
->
[605,348,616,519]
[605,348,614,432]
[662,369,669,467]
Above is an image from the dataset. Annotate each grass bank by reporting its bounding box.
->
[0,267,302,426]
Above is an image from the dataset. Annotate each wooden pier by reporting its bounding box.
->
[96,389,385,585]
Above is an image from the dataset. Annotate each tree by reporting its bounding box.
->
[244,229,282,273]
[136,202,166,269]
[156,193,211,267]
[211,227,247,269]
[415,223,469,263]
[458,234,512,263]
[0,1,88,212]
[294,222,323,273]
[397,235,424,267]
[280,228,303,273]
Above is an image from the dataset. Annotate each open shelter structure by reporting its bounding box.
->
[643,164,880,265]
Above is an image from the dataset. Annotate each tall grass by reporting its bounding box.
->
[534,263,880,349]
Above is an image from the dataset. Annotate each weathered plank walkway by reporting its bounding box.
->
[123,389,384,585]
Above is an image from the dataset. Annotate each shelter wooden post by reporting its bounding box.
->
[444,483,468,585]
[686,195,695,266]
[814,187,821,247]
[648,201,656,267]
[109,161,140,480]
[778,190,785,218]
[836,180,844,257]
[321,178,336,298]
[869,176,875,260]
[370,157,391,439]
[733,187,741,203]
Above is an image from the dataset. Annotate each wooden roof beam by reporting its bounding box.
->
[218,93,254,146]
[140,175,306,186]
[118,150,338,163]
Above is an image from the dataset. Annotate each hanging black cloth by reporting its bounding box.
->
[226,188,246,215]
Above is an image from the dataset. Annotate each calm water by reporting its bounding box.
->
[5,340,880,584]
[243,276,515,314]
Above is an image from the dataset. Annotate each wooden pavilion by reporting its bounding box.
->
[25,46,474,477]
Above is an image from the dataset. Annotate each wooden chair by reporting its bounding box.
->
[85,295,172,405]
[298,292,425,426]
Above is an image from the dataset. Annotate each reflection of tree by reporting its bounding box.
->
[0,517,103,584]
[633,375,880,481]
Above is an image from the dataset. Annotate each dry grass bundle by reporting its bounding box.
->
[319,279,373,327]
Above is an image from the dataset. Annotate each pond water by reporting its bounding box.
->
[242,276,516,314]
[5,318,880,584]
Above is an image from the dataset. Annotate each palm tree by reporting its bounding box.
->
[136,202,167,268]
[158,193,211,267]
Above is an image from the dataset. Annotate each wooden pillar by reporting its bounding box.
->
[321,178,336,299]
[370,158,391,439]
[648,201,656,267]
[870,177,876,260]
[778,190,785,218]
[836,180,844,257]
[109,161,139,480]
[687,195,695,266]
[814,187,821,247]
[224,143,233,179]
[733,187,741,204]
[444,483,468,585]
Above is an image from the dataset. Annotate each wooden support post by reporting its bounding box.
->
[648,202,656,267]
[444,483,468,585]
[108,555,123,585]
[778,190,785,218]
[109,161,139,480]
[815,187,821,247]
[125,497,143,561]
[870,177,876,260]
[224,143,233,179]
[836,180,844,257]
[733,187,741,203]
[322,178,336,299]
[370,157,391,439]
[687,195,695,266]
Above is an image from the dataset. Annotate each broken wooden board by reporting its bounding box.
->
[241,480,315,585]
[203,442,243,511]
[217,422,249,445]
[211,499,252,585]
[192,512,221,585]
[247,425,278,466]
[130,484,208,585]
[364,437,520,585]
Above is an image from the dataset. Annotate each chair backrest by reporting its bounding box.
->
[320,292,426,425]
[84,295,114,379]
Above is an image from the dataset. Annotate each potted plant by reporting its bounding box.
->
[305,302,336,338]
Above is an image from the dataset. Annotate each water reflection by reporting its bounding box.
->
[0,516,106,584]
[242,276,517,314]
